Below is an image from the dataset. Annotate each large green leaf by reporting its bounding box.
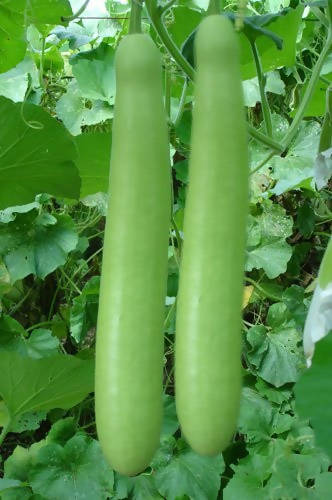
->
[25,0,72,26]
[0,0,72,74]
[182,6,303,80]
[224,437,329,499]
[74,132,111,197]
[56,81,113,136]
[70,43,116,104]
[168,6,202,48]
[295,332,332,459]
[0,206,78,282]
[2,425,113,500]
[0,350,94,419]
[0,97,80,208]
[70,276,100,343]
[154,447,224,500]
[246,202,293,278]
[29,434,114,499]
[0,57,38,102]
[246,302,305,387]
[0,1,26,73]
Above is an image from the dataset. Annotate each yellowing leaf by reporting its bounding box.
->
[243,286,254,309]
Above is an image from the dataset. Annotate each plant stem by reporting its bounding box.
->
[245,276,281,302]
[250,41,272,137]
[26,320,55,332]
[311,6,329,28]
[129,0,143,34]
[282,23,332,150]
[61,0,90,22]
[207,0,220,15]
[0,420,11,448]
[145,0,283,151]
[249,126,283,151]
[145,0,195,80]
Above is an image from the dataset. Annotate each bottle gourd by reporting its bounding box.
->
[95,34,171,476]
[175,15,249,455]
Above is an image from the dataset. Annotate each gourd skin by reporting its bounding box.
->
[95,34,171,476]
[175,15,248,456]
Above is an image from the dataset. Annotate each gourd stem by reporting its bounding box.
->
[129,0,143,34]
[207,0,220,15]
[145,0,195,80]
[250,40,273,138]
[249,127,283,152]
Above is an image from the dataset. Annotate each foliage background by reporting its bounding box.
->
[0,0,331,498]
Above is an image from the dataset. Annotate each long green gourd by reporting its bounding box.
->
[175,15,248,456]
[95,34,171,476]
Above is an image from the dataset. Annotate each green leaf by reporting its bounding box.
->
[255,378,292,405]
[114,473,161,500]
[70,43,116,104]
[10,410,47,434]
[26,0,72,26]
[0,315,27,354]
[246,202,293,279]
[46,417,76,446]
[161,395,179,438]
[0,57,38,102]
[0,316,59,359]
[56,81,113,136]
[238,387,274,443]
[70,276,100,344]
[269,157,314,195]
[182,7,303,80]
[0,97,80,208]
[298,72,332,118]
[0,1,26,74]
[0,207,78,282]
[25,329,60,359]
[154,447,224,500]
[242,71,285,107]
[269,121,320,196]
[246,305,304,387]
[0,0,72,74]
[175,109,192,146]
[314,472,332,498]
[0,479,23,493]
[74,132,111,197]
[52,23,95,49]
[168,6,202,48]
[0,351,94,419]
[295,332,332,459]
[225,437,328,499]
[223,452,271,499]
[29,434,114,499]
[297,202,315,238]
